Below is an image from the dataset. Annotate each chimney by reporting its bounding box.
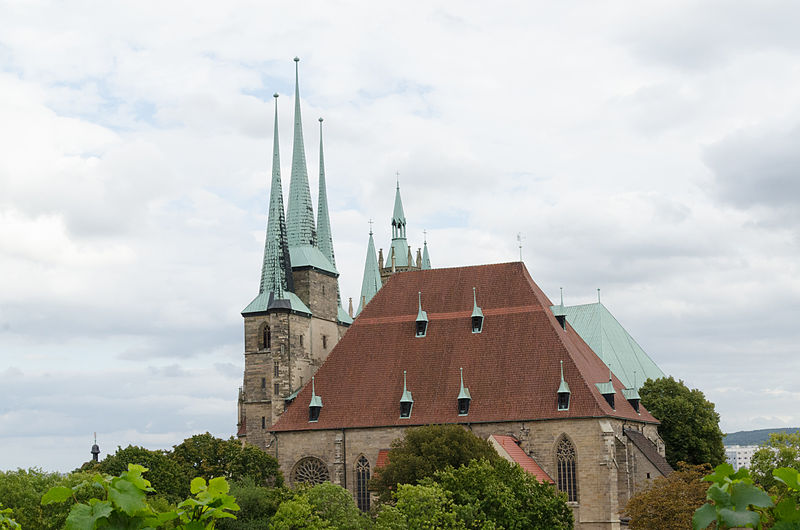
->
[348,297,353,318]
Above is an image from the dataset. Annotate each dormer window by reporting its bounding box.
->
[623,377,641,413]
[415,292,428,338]
[603,392,615,409]
[556,315,566,330]
[457,367,471,416]
[400,370,413,418]
[471,287,484,333]
[557,360,571,411]
[308,377,323,423]
[595,369,616,410]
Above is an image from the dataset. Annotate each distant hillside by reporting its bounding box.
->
[724,428,800,446]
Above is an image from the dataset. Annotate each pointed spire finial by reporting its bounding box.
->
[396,171,400,189]
[597,288,601,303]
[560,287,564,307]
[423,229,427,243]
[403,370,407,390]
[418,291,422,311]
[460,367,464,387]
[560,360,565,380]
[311,376,316,396]
[368,218,374,235]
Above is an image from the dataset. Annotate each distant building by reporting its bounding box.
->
[726,445,759,471]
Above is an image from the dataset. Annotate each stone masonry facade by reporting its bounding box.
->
[271,418,665,530]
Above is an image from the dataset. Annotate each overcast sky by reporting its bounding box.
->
[2,1,800,472]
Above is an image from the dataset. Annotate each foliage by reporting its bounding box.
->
[640,377,726,468]
[42,464,239,529]
[267,482,371,530]
[94,445,192,502]
[0,504,20,530]
[217,478,292,530]
[0,468,99,530]
[369,424,500,502]
[375,483,462,529]
[693,463,800,529]
[172,433,283,488]
[751,432,800,493]
[623,462,712,529]
[427,458,573,530]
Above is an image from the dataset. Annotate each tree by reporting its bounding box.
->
[369,424,500,502]
[267,483,370,530]
[375,484,462,530]
[623,462,711,529]
[217,478,293,530]
[429,458,573,529]
[640,377,725,468]
[172,433,284,488]
[751,431,800,493]
[94,444,192,502]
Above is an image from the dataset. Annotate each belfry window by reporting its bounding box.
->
[262,325,271,350]
[355,456,371,511]
[556,436,578,502]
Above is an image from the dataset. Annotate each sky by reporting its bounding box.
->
[2,0,800,472]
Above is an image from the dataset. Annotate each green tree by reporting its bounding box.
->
[429,458,573,529]
[0,504,20,530]
[172,433,283,488]
[369,424,500,502]
[751,431,800,493]
[640,377,725,468]
[375,484,462,530]
[217,478,293,530]
[95,444,192,502]
[623,462,711,529]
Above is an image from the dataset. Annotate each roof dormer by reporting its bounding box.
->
[471,287,484,333]
[415,292,428,337]
[457,367,471,416]
[308,377,323,422]
[400,370,413,418]
[595,368,616,409]
[557,360,571,411]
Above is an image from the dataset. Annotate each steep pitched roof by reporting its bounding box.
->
[489,435,553,483]
[550,301,665,389]
[272,262,657,432]
[625,429,673,476]
[357,230,381,315]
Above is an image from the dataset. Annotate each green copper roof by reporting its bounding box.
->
[242,290,311,316]
[258,93,294,299]
[416,292,428,322]
[557,360,571,394]
[622,387,641,400]
[595,379,615,395]
[357,229,381,316]
[386,182,411,267]
[286,57,317,248]
[386,238,411,267]
[309,377,322,408]
[457,367,471,401]
[393,180,406,225]
[400,370,413,403]
[289,245,337,274]
[550,300,665,389]
[316,117,334,269]
[337,306,353,325]
[421,238,431,269]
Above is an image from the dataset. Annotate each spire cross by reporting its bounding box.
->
[516,233,524,261]
[368,218,374,234]
[423,229,427,243]
[396,171,400,188]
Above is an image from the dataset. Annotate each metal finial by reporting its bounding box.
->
[423,229,427,243]
[516,233,524,261]
[473,287,477,306]
[311,376,316,396]
[294,56,300,62]
[396,171,400,189]
[418,291,422,309]
[597,288,601,303]
[273,93,279,98]
[368,218,374,235]
[560,287,564,307]
[560,360,564,380]
[319,117,323,123]
[403,370,408,391]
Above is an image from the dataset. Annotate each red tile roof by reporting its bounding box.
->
[376,449,390,469]
[489,435,553,483]
[272,262,657,432]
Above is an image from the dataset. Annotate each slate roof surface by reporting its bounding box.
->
[490,435,553,483]
[272,262,657,432]
[625,429,673,476]
[550,302,665,389]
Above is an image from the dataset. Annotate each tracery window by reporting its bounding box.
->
[355,455,371,511]
[262,325,271,350]
[292,457,330,486]
[556,436,578,502]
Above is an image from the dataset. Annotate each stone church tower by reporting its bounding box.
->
[237,58,351,449]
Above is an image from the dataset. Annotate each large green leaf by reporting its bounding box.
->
[775,498,800,522]
[108,477,148,516]
[775,468,800,491]
[773,522,800,530]
[41,485,73,504]
[692,503,717,530]
[704,463,735,484]
[731,482,773,510]
[190,477,206,494]
[707,484,731,505]
[718,507,761,528]
[207,476,229,496]
[65,500,113,530]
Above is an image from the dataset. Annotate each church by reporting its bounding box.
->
[238,59,671,530]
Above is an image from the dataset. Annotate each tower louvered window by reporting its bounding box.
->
[355,456,371,511]
[556,436,577,502]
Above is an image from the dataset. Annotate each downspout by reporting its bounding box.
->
[342,428,347,489]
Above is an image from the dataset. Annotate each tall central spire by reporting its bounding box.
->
[259,93,293,297]
[286,57,317,248]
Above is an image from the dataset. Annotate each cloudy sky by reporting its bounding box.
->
[2,0,800,471]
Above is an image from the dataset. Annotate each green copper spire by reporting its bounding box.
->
[356,226,381,315]
[386,180,411,267]
[258,93,293,298]
[316,117,334,268]
[422,232,431,269]
[286,57,317,248]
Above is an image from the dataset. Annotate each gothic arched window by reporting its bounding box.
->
[355,455,370,511]
[556,436,578,502]
[291,457,330,486]
[261,325,271,351]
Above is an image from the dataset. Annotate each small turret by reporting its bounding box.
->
[91,432,100,462]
